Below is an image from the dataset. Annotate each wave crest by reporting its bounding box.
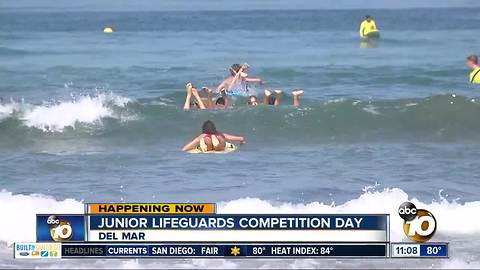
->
[0,93,130,132]
[1,94,480,142]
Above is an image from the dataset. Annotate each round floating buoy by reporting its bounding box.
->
[103,27,113,33]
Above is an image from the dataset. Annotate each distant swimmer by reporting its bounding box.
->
[359,15,379,38]
[216,63,263,96]
[248,89,304,108]
[183,83,229,110]
[182,120,245,152]
[467,55,480,84]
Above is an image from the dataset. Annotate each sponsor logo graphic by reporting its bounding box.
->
[14,243,61,259]
[398,202,437,242]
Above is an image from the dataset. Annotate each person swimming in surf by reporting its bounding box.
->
[183,83,230,110]
[467,55,480,84]
[248,89,304,108]
[182,120,245,152]
[216,63,263,96]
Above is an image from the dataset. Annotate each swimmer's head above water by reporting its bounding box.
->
[230,63,249,77]
[230,64,242,76]
[202,120,218,135]
[215,96,227,108]
[467,54,478,68]
[248,95,259,106]
[247,95,275,106]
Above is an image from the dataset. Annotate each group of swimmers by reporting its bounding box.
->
[183,63,304,110]
[181,63,303,152]
[182,15,480,152]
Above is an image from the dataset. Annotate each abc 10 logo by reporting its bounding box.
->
[46,215,73,242]
[398,202,436,242]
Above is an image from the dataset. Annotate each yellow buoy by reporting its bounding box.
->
[103,27,113,33]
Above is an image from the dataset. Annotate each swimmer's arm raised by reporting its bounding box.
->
[182,135,201,151]
[223,133,245,144]
[191,88,206,109]
[227,66,246,90]
[184,93,192,110]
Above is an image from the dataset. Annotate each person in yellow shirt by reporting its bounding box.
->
[359,15,378,38]
[467,55,480,84]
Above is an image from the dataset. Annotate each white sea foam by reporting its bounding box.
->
[0,99,22,120]
[0,93,130,132]
[0,190,83,245]
[362,104,381,115]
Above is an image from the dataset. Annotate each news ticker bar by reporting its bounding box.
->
[14,242,450,259]
[15,243,388,258]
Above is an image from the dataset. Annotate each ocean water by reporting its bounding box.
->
[1,1,480,268]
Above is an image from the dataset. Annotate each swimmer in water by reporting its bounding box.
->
[467,55,480,84]
[359,15,378,38]
[248,89,304,108]
[216,63,263,95]
[183,83,229,110]
[182,120,245,152]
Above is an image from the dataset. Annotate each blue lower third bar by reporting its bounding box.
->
[419,243,448,257]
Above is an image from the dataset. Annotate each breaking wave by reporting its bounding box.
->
[1,93,480,144]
